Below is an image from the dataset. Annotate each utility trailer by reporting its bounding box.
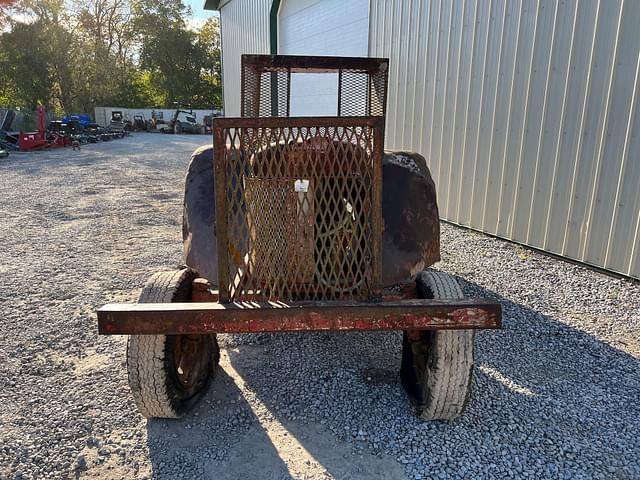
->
[97,55,501,421]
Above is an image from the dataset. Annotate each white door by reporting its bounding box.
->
[278,0,369,116]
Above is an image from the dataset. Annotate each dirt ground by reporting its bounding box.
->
[0,134,405,479]
[1,133,638,480]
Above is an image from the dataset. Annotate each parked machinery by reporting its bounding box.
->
[18,106,67,151]
[84,123,112,141]
[0,110,19,151]
[1,107,129,151]
[145,110,166,131]
[97,55,501,421]
[133,114,147,131]
[108,111,131,136]
[202,112,221,134]
[62,114,92,128]
[157,102,206,134]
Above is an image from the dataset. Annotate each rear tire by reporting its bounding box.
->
[400,271,475,420]
[126,268,219,418]
[174,122,182,134]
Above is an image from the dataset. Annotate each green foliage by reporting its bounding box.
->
[0,0,222,114]
[0,22,53,109]
[195,17,222,108]
[131,0,220,108]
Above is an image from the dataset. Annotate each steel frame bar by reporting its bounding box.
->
[97,299,501,335]
[242,54,389,74]
[212,116,383,129]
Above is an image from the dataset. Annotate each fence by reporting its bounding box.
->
[0,108,59,132]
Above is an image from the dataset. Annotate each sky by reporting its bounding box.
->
[2,0,219,33]
[185,0,218,26]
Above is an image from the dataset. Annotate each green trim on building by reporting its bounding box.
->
[269,0,281,115]
[269,0,281,54]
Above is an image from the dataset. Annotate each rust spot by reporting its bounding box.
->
[97,298,501,335]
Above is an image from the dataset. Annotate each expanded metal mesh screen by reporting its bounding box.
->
[214,117,384,302]
[213,56,388,303]
[240,55,389,118]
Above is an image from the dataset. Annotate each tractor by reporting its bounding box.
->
[157,103,206,134]
[98,55,501,421]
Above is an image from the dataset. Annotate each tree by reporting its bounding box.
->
[194,16,222,109]
[0,0,223,113]
[131,0,187,31]
[132,0,223,108]
[133,0,190,103]
[0,22,54,109]
[0,0,75,112]
[70,0,136,110]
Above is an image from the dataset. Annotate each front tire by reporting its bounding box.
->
[126,268,219,418]
[400,271,475,420]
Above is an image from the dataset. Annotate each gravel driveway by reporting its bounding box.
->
[1,133,638,479]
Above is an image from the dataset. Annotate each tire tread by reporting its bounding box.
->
[126,269,208,418]
[412,271,475,420]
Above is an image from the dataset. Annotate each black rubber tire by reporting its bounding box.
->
[126,268,219,418]
[174,122,182,134]
[400,270,475,420]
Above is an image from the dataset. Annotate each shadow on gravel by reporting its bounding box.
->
[454,274,639,397]
[145,369,292,479]
[221,276,639,478]
[145,277,638,478]
[144,355,405,479]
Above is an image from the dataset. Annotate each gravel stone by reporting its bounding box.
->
[0,134,638,479]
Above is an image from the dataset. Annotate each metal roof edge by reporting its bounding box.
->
[203,0,232,11]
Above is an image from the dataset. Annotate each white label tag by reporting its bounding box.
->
[294,179,310,193]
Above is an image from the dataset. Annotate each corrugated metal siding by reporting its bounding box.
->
[370,0,640,279]
[219,0,271,116]
[279,0,369,115]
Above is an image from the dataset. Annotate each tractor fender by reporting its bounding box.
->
[381,151,440,285]
[182,145,218,284]
[182,147,440,287]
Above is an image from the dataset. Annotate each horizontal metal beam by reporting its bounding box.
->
[97,299,501,335]
[212,115,384,129]
[241,54,389,74]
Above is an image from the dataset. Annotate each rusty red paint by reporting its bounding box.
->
[97,298,501,335]
[213,116,385,303]
[214,55,388,303]
[191,279,219,302]
[241,54,389,73]
[405,330,423,342]
[381,282,417,301]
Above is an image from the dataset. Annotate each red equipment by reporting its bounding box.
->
[18,106,67,152]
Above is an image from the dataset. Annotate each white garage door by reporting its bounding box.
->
[278,0,369,116]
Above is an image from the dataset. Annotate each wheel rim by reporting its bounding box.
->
[172,335,209,394]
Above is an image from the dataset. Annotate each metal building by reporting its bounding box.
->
[205,0,640,280]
